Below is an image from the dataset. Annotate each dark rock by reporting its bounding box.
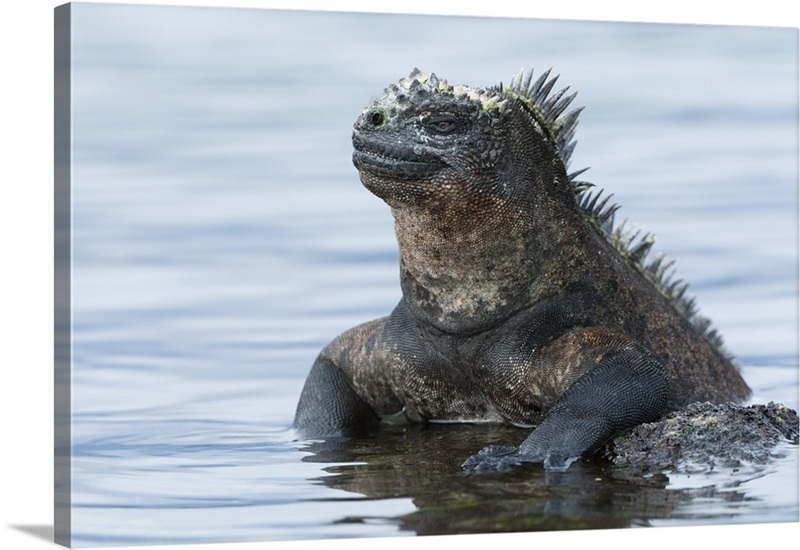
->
[603,401,798,474]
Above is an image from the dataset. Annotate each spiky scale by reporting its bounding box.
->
[628,234,656,264]
[547,90,579,120]
[534,73,559,103]
[593,194,615,221]
[529,67,552,93]
[557,107,583,135]
[517,67,535,94]
[567,167,591,182]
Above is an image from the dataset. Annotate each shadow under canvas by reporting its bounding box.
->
[9,524,54,543]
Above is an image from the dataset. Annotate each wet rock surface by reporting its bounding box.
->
[602,401,799,474]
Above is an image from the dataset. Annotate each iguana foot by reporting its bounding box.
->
[462,444,580,473]
[461,445,524,473]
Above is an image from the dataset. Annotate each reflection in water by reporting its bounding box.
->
[299,423,772,534]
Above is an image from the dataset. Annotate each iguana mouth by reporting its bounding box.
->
[352,131,446,179]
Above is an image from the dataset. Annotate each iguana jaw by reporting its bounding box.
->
[352,125,471,208]
[352,128,447,181]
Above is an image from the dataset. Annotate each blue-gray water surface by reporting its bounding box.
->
[66,4,799,547]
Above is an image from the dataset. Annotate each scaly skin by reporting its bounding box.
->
[293,68,751,471]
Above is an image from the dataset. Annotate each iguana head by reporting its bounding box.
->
[352,67,583,209]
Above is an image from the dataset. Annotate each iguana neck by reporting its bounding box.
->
[392,185,581,334]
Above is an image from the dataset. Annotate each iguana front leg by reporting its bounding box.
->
[294,318,394,438]
[463,344,670,471]
[293,355,380,437]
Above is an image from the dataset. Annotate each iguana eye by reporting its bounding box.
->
[425,114,461,135]
[367,110,388,128]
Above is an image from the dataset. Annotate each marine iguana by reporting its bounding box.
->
[293,67,751,471]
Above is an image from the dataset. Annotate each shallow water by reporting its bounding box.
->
[64,4,798,546]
